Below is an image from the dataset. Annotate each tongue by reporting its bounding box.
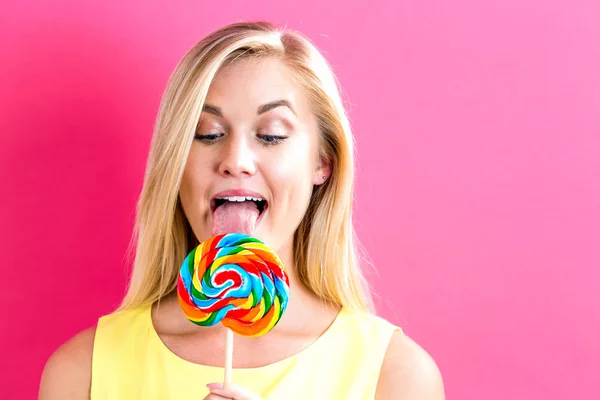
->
[212,201,260,236]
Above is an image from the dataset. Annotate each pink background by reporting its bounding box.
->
[2,0,599,398]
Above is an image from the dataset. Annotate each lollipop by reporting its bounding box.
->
[177,232,289,338]
[177,233,289,386]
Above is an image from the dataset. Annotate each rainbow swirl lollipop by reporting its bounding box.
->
[177,233,289,337]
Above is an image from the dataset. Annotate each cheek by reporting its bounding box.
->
[267,142,316,183]
[179,171,194,204]
[179,156,210,211]
[266,144,317,208]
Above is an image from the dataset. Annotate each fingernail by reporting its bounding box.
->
[206,383,223,390]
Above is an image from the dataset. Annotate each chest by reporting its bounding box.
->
[158,329,315,368]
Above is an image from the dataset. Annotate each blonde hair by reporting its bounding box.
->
[119,21,374,313]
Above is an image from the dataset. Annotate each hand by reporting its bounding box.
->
[204,383,263,400]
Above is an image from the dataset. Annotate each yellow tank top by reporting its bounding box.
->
[91,305,401,399]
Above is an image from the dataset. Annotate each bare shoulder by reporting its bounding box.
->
[375,330,445,400]
[39,326,96,400]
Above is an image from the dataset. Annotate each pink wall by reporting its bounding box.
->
[2,1,598,398]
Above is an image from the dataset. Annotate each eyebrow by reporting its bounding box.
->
[257,99,296,115]
[202,99,296,117]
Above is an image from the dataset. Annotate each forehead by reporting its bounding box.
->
[205,57,311,117]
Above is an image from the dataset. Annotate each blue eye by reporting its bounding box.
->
[194,133,223,143]
[258,134,288,146]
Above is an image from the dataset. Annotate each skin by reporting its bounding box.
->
[39,57,444,400]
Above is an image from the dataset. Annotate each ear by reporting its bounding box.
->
[313,155,332,186]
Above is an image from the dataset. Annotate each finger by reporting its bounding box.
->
[207,382,262,400]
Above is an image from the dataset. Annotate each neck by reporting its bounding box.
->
[161,233,338,333]
[273,235,339,331]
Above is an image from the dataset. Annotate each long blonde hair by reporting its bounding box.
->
[119,21,374,313]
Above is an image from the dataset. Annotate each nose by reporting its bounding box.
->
[218,133,256,178]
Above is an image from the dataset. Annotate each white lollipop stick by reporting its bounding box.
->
[224,328,234,388]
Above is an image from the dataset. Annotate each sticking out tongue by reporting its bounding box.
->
[212,201,260,236]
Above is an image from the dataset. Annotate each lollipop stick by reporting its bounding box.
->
[224,328,234,388]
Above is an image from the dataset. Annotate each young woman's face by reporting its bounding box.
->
[179,57,329,253]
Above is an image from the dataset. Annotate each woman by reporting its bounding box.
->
[39,21,444,400]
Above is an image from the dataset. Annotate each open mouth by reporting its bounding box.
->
[210,196,268,216]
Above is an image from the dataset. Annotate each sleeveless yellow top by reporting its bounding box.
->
[91,305,401,399]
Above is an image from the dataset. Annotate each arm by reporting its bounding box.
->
[38,326,96,400]
[375,331,445,400]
